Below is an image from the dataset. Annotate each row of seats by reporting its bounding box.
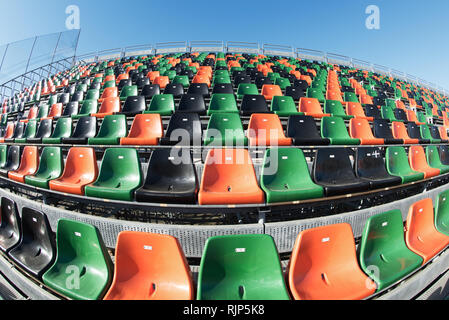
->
[1,193,449,300]
[0,144,448,204]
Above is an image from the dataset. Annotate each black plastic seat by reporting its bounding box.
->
[118,79,132,92]
[57,93,70,105]
[8,208,55,278]
[141,84,160,99]
[27,119,53,143]
[373,119,403,144]
[187,83,209,98]
[287,115,330,146]
[61,101,79,118]
[285,86,305,100]
[312,148,370,197]
[180,69,194,79]
[355,147,402,189]
[62,116,97,145]
[163,83,184,98]
[240,95,270,116]
[0,146,21,177]
[394,109,408,122]
[233,75,251,87]
[212,83,234,95]
[119,96,146,117]
[430,125,448,143]
[293,80,309,91]
[439,145,449,165]
[406,122,430,144]
[160,112,202,146]
[177,94,206,114]
[65,85,76,95]
[135,148,198,204]
[89,82,101,91]
[136,77,150,89]
[364,104,382,119]
[4,122,25,143]
[372,97,385,107]
[0,197,20,253]
[255,76,273,89]
[70,91,84,103]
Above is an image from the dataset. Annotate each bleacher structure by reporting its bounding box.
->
[0,40,448,300]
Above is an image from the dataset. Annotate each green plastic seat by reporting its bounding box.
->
[381,106,400,122]
[236,83,258,100]
[359,210,424,292]
[324,100,354,120]
[344,92,359,103]
[321,116,360,145]
[271,96,301,117]
[42,219,113,300]
[15,120,38,143]
[84,89,100,101]
[420,124,440,144]
[36,105,49,119]
[385,99,396,109]
[306,88,325,103]
[0,145,6,167]
[207,94,238,115]
[204,113,248,146]
[76,83,88,93]
[426,146,449,174]
[212,76,231,86]
[164,70,176,81]
[260,148,324,203]
[48,95,58,106]
[119,85,138,102]
[274,77,291,90]
[88,114,127,145]
[197,234,290,300]
[435,190,449,236]
[144,94,175,116]
[72,100,98,120]
[42,118,72,144]
[172,75,190,88]
[386,146,425,184]
[24,147,63,188]
[102,80,116,90]
[84,148,142,201]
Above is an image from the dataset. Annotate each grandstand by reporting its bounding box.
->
[0,40,448,300]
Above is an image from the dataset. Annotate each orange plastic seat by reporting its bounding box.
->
[409,145,440,179]
[120,114,163,146]
[247,113,292,146]
[198,149,265,205]
[20,106,38,123]
[103,75,116,83]
[103,232,194,300]
[326,90,343,103]
[98,87,118,103]
[261,85,282,100]
[0,123,14,143]
[405,198,449,264]
[392,122,420,145]
[146,71,160,82]
[41,103,63,120]
[192,75,211,87]
[299,97,330,118]
[406,110,425,125]
[49,147,98,195]
[346,102,373,121]
[153,76,169,89]
[360,94,373,105]
[439,126,449,140]
[116,73,129,84]
[8,146,39,183]
[92,97,121,118]
[396,100,406,110]
[288,223,376,300]
[349,118,384,145]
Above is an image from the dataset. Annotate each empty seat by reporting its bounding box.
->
[325,100,353,120]
[4,122,25,143]
[359,210,424,291]
[240,95,270,116]
[430,125,448,143]
[198,149,265,205]
[392,121,420,144]
[247,113,292,146]
[42,118,73,144]
[8,208,55,278]
[24,147,63,189]
[405,198,449,264]
[355,147,402,189]
[41,103,63,120]
[27,119,53,143]
[0,123,14,143]
[287,115,330,146]
[349,118,384,145]
[408,145,440,179]
[141,84,160,99]
[98,87,118,103]
[187,83,209,97]
[435,190,449,236]
[312,147,370,196]
[0,146,21,177]
[104,232,194,300]
[346,102,373,121]
[261,85,283,100]
[426,146,449,174]
[260,148,324,203]
[92,97,121,118]
[299,97,329,118]
[49,147,98,195]
[135,148,197,204]
[288,223,376,300]
[211,83,233,94]
[373,119,403,144]
[160,112,202,146]
[364,104,382,120]
[321,116,360,145]
[71,99,98,119]
[271,96,301,117]
[42,219,113,300]
[62,116,97,145]
[0,145,6,168]
[61,102,79,117]
[0,197,20,252]
[406,122,430,144]
[163,83,184,98]
[88,114,127,145]
[120,114,163,146]
[177,94,206,114]
[145,94,175,116]
[8,146,39,183]
[207,93,238,115]
[197,234,290,300]
[85,148,142,201]
[120,85,138,101]
[386,146,425,184]
[204,113,247,146]
[420,124,440,144]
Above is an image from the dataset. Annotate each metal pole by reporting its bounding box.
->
[21,36,38,91]
[72,29,82,67]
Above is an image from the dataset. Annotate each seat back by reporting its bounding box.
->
[31,147,63,181]
[71,116,97,139]
[349,118,377,140]
[97,97,121,114]
[178,94,206,114]
[435,190,449,236]
[240,95,269,115]
[95,114,127,139]
[50,118,72,139]
[299,97,324,115]
[247,113,291,146]
[48,103,63,118]
[312,147,357,183]
[373,119,395,139]
[208,93,238,114]
[163,112,202,146]
[0,197,20,252]
[62,102,79,117]
[205,113,247,146]
[125,114,163,141]
[78,99,98,115]
[35,119,53,139]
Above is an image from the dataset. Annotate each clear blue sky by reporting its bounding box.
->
[0,0,449,89]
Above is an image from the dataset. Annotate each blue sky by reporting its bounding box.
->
[0,0,449,89]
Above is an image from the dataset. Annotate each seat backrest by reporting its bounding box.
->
[78,99,98,115]
[392,121,412,140]
[406,122,424,140]
[141,84,160,98]
[62,102,79,117]
[98,97,121,114]
[178,94,206,113]
[430,125,443,140]
[16,146,39,173]
[35,119,53,139]
[164,112,202,145]
[373,119,394,139]
[313,147,357,183]
[96,148,142,187]
[241,95,269,114]
[247,113,287,140]
[321,116,352,140]
[61,147,98,183]
[51,118,72,138]
[100,87,118,100]
[0,197,20,252]
[364,104,382,119]
[3,145,21,169]
[349,118,376,140]
[33,146,63,178]
[48,103,63,118]
[126,114,163,140]
[71,116,97,139]
[355,147,389,178]
[286,115,322,141]
[96,114,127,138]
[208,93,238,114]
[205,113,246,146]
[299,97,323,114]
[435,190,449,236]
[12,121,25,139]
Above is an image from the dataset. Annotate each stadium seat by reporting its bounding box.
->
[24,147,63,189]
[247,113,292,146]
[240,95,270,116]
[325,100,353,120]
[42,118,72,144]
[405,198,449,264]
[435,190,449,236]
[8,208,55,278]
[85,148,142,201]
[92,97,121,118]
[88,114,127,145]
[349,118,384,145]
[406,122,430,144]
[135,148,198,204]
[62,116,97,145]
[0,145,6,168]
[261,85,283,100]
[197,234,290,300]
[41,103,62,120]
[98,87,118,103]
[409,145,440,179]
[20,106,38,123]
[204,113,247,146]
[373,119,403,144]
[177,94,206,114]
[312,147,370,196]
[430,125,448,143]
[8,146,39,183]
[420,124,440,144]
[42,219,113,300]
[299,97,330,118]
[359,210,424,291]
[321,116,360,145]
[145,94,175,116]
[187,83,209,97]
[61,102,79,117]
[26,119,53,144]
[288,223,376,300]
[71,99,98,119]
[236,83,258,99]
[0,123,14,143]
[386,146,425,183]
[0,146,21,177]
[4,122,25,143]
[141,84,161,99]
[207,93,238,115]
[406,109,425,125]
[0,197,20,252]
[120,85,138,101]
[160,112,202,146]
[49,147,98,195]
[198,149,265,205]
[260,148,324,203]
[392,122,420,144]
[355,147,402,189]
[287,115,330,146]
[306,88,325,104]
[104,232,194,300]
[119,114,163,146]
[163,83,184,98]
[271,96,301,117]
[426,146,449,174]
[364,104,382,120]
